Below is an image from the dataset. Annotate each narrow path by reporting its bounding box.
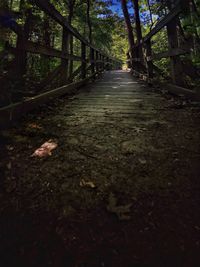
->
[1,71,200,266]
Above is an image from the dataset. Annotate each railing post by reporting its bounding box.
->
[69,35,74,79]
[101,55,104,70]
[167,19,183,86]
[96,51,99,72]
[90,48,95,74]
[99,53,101,70]
[145,40,153,81]
[99,53,102,71]
[126,52,131,69]
[61,27,70,84]
[81,41,86,79]
[102,55,104,70]
[113,61,116,70]
[106,57,109,70]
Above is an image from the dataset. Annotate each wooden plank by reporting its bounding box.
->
[145,40,153,80]
[90,60,104,64]
[81,42,86,79]
[167,18,183,86]
[69,65,82,81]
[90,48,95,74]
[0,73,97,127]
[144,1,182,42]
[151,48,190,61]
[95,51,99,72]
[131,69,149,82]
[61,26,70,84]
[165,83,200,100]
[8,41,83,61]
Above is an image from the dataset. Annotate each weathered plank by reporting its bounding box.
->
[0,73,97,127]
[151,48,190,61]
[165,83,200,100]
[8,41,83,61]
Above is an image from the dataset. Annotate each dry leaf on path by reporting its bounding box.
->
[80,179,96,188]
[31,140,57,158]
[107,192,132,220]
[27,123,43,130]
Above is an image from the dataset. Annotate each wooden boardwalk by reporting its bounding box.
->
[61,70,165,124]
[1,70,200,266]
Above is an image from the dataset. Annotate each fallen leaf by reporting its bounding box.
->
[6,145,14,151]
[107,193,132,220]
[139,158,147,164]
[6,162,12,170]
[31,139,57,158]
[27,123,43,130]
[80,179,96,188]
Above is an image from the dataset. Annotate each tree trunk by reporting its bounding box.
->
[41,14,51,76]
[16,0,31,76]
[121,0,135,68]
[132,0,142,43]
[9,0,13,9]
[121,0,135,49]
[132,0,144,67]
[86,0,92,43]
[68,0,75,80]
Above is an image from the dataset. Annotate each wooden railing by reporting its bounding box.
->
[0,0,122,126]
[128,0,198,96]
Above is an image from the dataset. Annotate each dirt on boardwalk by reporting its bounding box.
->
[0,71,200,267]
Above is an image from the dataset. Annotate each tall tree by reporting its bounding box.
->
[121,0,135,66]
[15,0,32,76]
[132,0,142,43]
[61,0,76,84]
[132,0,144,66]
[121,0,135,48]
[86,0,92,43]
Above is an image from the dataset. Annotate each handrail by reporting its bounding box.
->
[129,0,192,89]
[143,1,182,42]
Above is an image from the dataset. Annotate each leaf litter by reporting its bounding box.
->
[31,139,58,158]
